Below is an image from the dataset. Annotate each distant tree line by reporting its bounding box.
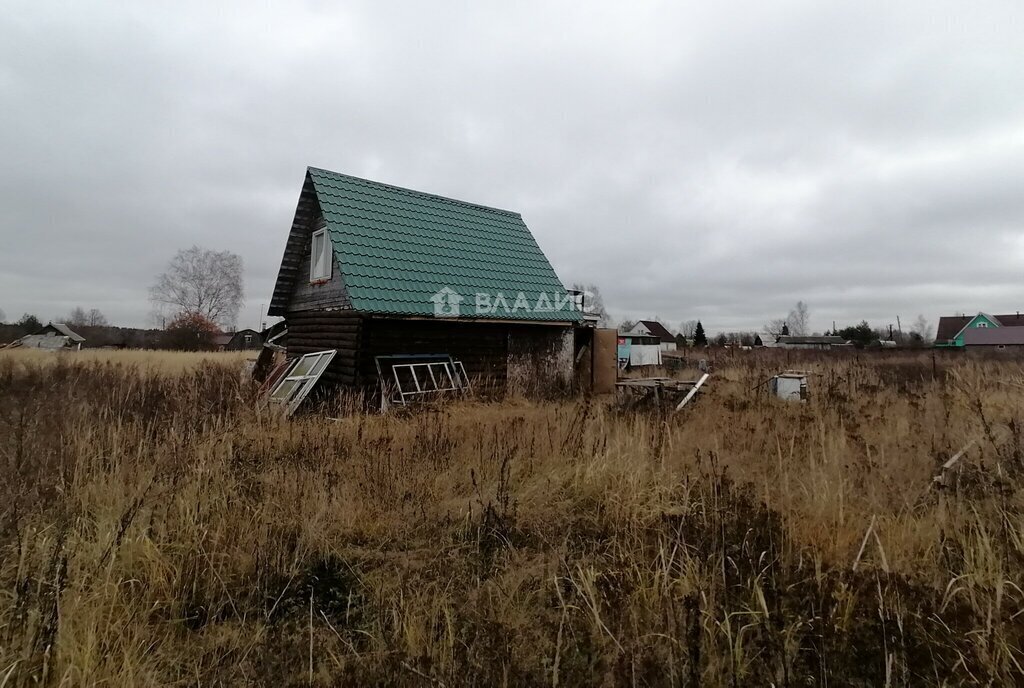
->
[610,298,935,351]
[0,308,217,351]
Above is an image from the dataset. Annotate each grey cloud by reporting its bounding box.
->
[1,0,1022,334]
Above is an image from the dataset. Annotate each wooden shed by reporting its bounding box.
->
[268,167,582,398]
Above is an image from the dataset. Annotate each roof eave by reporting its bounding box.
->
[361,313,576,326]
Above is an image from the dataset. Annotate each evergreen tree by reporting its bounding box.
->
[693,321,708,347]
[837,321,876,348]
[17,313,42,332]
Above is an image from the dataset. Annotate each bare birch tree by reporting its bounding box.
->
[787,301,810,336]
[150,246,244,328]
[86,308,109,326]
[64,307,109,327]
[764,318,789,338]
[911,314,933,344]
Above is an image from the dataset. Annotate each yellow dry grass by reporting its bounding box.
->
[0,347,254,373]
[1,349,1023,685]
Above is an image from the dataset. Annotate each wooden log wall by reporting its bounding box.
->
[285,312,575,396]
[357,318,512,388]
[285,309,362,386]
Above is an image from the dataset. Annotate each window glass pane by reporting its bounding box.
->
[310,354,333,376]
[292,354,320,377]
[320,233,330,277]
[311,231,326,278]
[287,379,311,410]
[271,379,300,401]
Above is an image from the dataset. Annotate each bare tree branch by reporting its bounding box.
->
[787,301,810,336]
[764,318,788,338]
[150,246,244,328]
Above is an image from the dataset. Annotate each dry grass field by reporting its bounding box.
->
[0,348,255,373]
[1,349,1023,686]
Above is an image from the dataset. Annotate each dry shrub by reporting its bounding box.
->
[1,351,1023,686]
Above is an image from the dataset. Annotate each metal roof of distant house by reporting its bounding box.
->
[777,335,849,345]
[936,312,1024,342]
[637,320,675,342]
[935,316,972,342]
[45,323,85,342]
[269,167,580,322]
[962,327,1024,346]
[618,332,661,344]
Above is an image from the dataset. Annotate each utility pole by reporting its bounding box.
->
[258,303,265,331]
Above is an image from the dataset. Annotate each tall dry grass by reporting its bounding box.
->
[0,348,254,374]
[1,350,1023,686]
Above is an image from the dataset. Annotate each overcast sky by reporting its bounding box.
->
[2,0,1022,334]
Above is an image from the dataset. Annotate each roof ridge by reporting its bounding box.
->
[307,166,521,218]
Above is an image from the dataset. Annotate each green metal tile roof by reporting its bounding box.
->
[306,167,580,321]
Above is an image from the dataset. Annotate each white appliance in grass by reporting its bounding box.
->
[769,372,808,401]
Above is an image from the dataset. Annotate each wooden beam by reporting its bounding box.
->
[675,373,710,412]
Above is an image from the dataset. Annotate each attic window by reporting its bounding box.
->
[310,228,331,281]
[976,322,989,328]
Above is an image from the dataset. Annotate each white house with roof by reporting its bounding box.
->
[626,320,677,351]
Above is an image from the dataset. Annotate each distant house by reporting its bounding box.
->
[626,320,677,351]
[775,335,850,350]
[935,312,1024,348]
[961,327,1024,352]
[219,329,262,351]
[617,333,662,367]
[16,322,85,351]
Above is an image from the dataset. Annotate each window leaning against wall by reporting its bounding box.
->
[269,350,337,416]
[310,228,332,281]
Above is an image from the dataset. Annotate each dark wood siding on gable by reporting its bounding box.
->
[287,214,352,313]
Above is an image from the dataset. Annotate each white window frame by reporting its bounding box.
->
[976,322,989,328]
[310,228,332,282]
[268,350,337,416]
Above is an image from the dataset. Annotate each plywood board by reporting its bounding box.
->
[593,328,618,394]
